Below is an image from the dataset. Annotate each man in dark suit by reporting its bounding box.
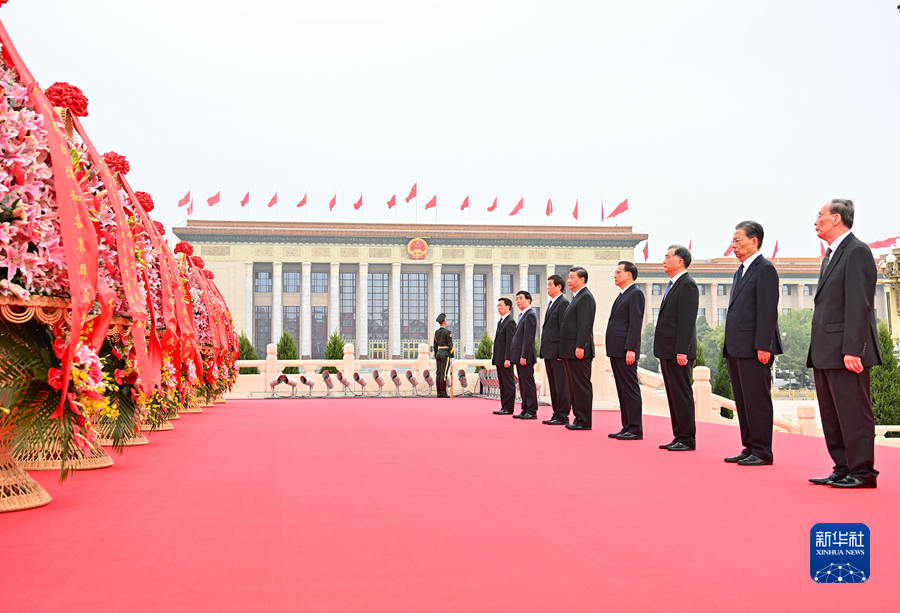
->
[559,266,597,430]
[491,297,517,415]
[654,245,699,451]
[723,221,783,466]
[540,274,571,426]
[510,290,538,419]
[606,261,645,440]
[808,199,882,488]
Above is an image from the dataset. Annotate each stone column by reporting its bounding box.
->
[272,261,283,344]
[329,262,340,338]
[432,262,443,325]
[491,263,502,337]
[244,261,254,340]
[643,282,653,325]
[391,262,402,358]
[518,263,529,294]
[711,282,719,327]
[464,263,474,357]
[358,262,369,358]
[301,262,312,358]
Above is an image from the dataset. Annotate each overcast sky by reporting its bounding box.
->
[4,1,899,261]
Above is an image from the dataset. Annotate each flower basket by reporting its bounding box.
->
[139,417,173,432]
[0,295,71,327]
[96,420,148,447]
[13,431,113,471]
[180,391,202,414]
[0,425,52,513]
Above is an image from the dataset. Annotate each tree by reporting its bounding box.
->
[695,343,706,368]
[872,320,900,425]
[638,322,658,372]
[237,331,259,374]
[319,330,344,374]
[776,309,813,387]
[475,331,493,373]
[276,331,299,374]
[712,352,733,400]
[696,316,724,384]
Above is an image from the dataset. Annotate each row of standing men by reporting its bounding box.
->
[482,200,883,489]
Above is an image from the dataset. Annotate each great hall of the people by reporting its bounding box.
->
[172,220,890,359]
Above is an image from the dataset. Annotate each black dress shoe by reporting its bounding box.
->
[518,413,537,420]
[659,441,676,449]
[608,431,625,439]
[565,423,591,431]
[543,418,567,425]
[616,432,643,440]
[724,453,750,463]
[809,472,847,485]
[829,475,877,489]
[737,454,772,466]
[667,442,695,451]
[512,412,524,419]
[493,409,514,415]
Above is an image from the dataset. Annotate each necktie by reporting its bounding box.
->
[517,312,522,323]
[817,247,832,289]
[663,280,673,300]
[496,318,502,335]
[737,263,745,280]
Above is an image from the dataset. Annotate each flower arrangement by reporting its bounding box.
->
[174,241,193,256]
[101,151,129,176]
[190,255,205,269]
[44,82,88,117]
[134,190,153,212]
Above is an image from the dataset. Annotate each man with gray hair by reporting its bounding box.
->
[723,221,782,466]
[808,199,882,488]
[654,245,699,451]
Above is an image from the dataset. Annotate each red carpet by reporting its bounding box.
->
[2,398,898,612]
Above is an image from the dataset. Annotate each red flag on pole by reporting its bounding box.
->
[207,191,220,207]
[178,190,192,208]
[487,197,498,212]
[425,195,437,210]
[240,192,249,207]
[688,239,693,251]
[867,235,900,249]
[572,199,579,220]
[297,193,307,208]
[387,195,397,209]
[267,192,277,208]
[509,198,524,216]
[606,198,629,219]
[724,243,734,257]
[186,195,193,215]
[405,183,417,203]
[545,198,553,216]
[771,240,779,259]
[460,196,469,210]
[353,195,363,210]
[642,241,649,261]
[601,200,605,221]
[329,195,337,211]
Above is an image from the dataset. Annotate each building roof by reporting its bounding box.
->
[172,220,648,248]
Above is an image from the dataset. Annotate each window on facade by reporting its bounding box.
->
[283,269,301,293]
[340,272,356,342]
[804,284,814,296]
[697,284,707,296]
[717,284,729,296]
[501,273,513,294]
[283,306,300,348]
[473,273,487,342]
[717,308,728,322]
[311,271,328,293]
[782,308,792,315]
[311,306,328,358]
[782,284,792,296]
[253,306,271,356]
[651,283,664,296]
[401,272,428,344]
[698,307,706,318]
[367,273,389,343]
[441,273,460,347]
[652,308,660,324]
[528,273,540,295]
[254,270,272,293]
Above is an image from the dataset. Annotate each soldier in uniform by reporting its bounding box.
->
[433,313,454,397]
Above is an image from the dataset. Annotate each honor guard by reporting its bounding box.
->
[433,313,454,397]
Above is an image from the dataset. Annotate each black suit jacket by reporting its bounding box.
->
[653,273,699,360]
[723,255,783,359]
[559,287,597,359]
[491,315,516,366]
[605,284,645,358]
[509,308,538,365]
[539,295,569,360]
[807,233,882,369]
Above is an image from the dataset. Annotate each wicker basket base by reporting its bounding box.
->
[179,405,203,414]
[139,419,174,432]
[169,412,181,420]
[1,443,52,513]
[213,395,226,404]
[14,438,114,472]
[97,430,149,447]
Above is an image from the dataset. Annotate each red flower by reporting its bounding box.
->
[52,337,66,359]
[174,241,194,256]
[111,346,122,360]
[202,269,215,280]
[152,220,166,236]
[135,191,154,212]
[47,367,64,390]
[114,369,125,385]
[45,82,89,117]
[124,371,139,385]
[102,151,130,175]
[190,255,205,268]
[104,258,117,275]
